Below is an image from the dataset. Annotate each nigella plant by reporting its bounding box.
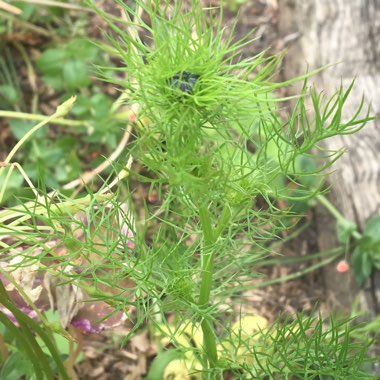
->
[92,0,374,378]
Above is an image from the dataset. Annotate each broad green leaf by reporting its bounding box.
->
[65,39,99,61]
[292,155,320,188]
[144,350,184,380]
[71,95,92,116]
[0,84,19,105]
[337,220,357,244]
[37,49,67,76]
[363,214,380,241]
[41,75,64,90]
[63,60,90,89]
[0,351,34,380]
[352,246,372,286]
[9,119,45,140]
[373,258,380,270]
[15,3,36,20]
[0,169,24,202]
[354,215,380,265]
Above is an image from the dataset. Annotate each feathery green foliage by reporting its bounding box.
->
[89,0,375,376]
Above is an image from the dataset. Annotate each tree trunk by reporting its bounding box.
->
[278,0,380,315]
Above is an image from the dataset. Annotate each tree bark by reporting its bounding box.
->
[278,0,380,315]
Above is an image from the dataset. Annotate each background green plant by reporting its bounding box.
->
[0,2,126,204]
[316,195,380,287]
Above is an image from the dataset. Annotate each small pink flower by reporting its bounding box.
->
[70,301,126,334]
[147,193,158,203]
[336,260,350,273]
[71,318,104,334]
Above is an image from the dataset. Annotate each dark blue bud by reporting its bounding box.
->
[168,71,200,94]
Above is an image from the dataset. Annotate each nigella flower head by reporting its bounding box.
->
[168,71,200,95]
[100,0,281,133]
[96,0,303,205]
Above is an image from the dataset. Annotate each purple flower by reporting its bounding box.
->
[71,318,104,334]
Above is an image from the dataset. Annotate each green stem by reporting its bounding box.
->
[197,205,231,368]
[2,97,75,168]
[0,110,88,127]
[253,248,342,288]
[198,206,215,304]
[316,194,362,240]
[0,109,133,127]
[200,319,218,368]
[198,205,217,367]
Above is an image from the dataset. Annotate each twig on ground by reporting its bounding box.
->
[0,1,22,15]
[63,125,133,196]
